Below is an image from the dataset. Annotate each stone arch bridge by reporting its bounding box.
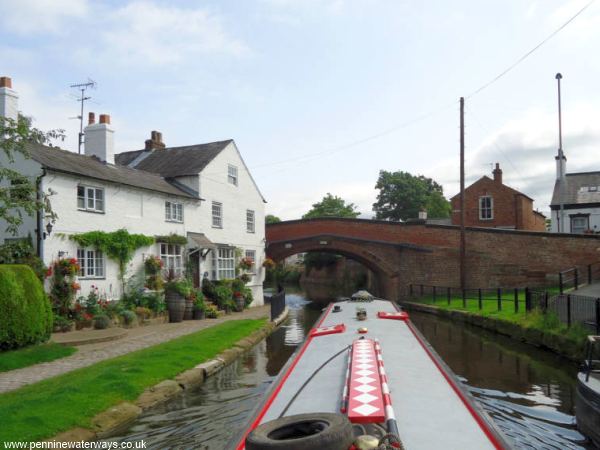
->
[266,218,600,301]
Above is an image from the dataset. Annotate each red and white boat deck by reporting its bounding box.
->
[236,299,510,449]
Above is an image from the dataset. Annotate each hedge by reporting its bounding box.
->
[0,265,53,350]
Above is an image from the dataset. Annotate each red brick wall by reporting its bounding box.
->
[267,218,600,299]
[450,177,544,231]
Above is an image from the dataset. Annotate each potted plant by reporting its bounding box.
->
[233,290,245,312]
[238,257,253,271]
[193,292,206,320]
[262,257,276,269]
[164,273,189,323]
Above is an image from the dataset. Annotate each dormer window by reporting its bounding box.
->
[77,185,105,213]
[228,164,238,186]
[165,201,183,223]
[479,196,493,220]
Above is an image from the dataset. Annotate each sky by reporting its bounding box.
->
[1,0,599,220]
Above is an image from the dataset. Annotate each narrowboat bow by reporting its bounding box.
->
[233,294,511,450]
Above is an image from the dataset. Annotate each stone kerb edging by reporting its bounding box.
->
[47,306,290,444]
[400,301,586,363]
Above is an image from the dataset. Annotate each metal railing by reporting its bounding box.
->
[265,288,286,321]
[408,283,600,333]
[559,261,600,294]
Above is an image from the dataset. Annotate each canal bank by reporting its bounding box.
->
[108,288,593,450]
[400,301,588,362]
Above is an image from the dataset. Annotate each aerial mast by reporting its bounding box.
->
[69,79,96,154]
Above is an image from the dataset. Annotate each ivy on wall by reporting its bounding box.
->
[155,234,188,246]
[69,229,154,290]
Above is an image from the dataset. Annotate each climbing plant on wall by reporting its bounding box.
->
[69,229,154,292]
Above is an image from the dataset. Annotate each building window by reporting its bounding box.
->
[160,243,183,277]
[479,196,493,220]
[213,247,235,279]
[165,201,183,222]
[228,165,238,186]
[245,250,256,273]
[570,216,589,234]
[212,201,223,228]
[246,209,255,233]
[77,185,105,213]
[77,248,105,278]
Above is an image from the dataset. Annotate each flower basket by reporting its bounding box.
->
[262,258,276,269]
[238,257,254,271]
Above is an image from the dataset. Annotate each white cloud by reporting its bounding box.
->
[99,2,249,66]
[548,0,600,41]
[0,0,89,34]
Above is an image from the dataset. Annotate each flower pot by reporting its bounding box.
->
[166,291,185,323]
[235,297,245,312]
[193,307,205,320]
[184,299,194,320]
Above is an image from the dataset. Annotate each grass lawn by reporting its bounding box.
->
[0,343,77,373]
[0,318,266,443]
[411,291,589,343]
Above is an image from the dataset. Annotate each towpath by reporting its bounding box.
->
[0,305,270,394]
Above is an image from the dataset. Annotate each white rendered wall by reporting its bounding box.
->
[195,142,266,305]
[551,206,600,234]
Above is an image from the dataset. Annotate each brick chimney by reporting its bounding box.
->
[0,76,19,122]
[492,163,502,184]
[144,130,165,150]
[84,112,115,164]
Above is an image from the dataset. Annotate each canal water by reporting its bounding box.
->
[109,289,596,449]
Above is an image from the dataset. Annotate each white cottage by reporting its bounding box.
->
[0,76,266,304]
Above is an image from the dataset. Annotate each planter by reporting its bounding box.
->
[165,291,185,323]
[193,307,205,320]
[75,320,92,330]
[184,299,194,320]
[235,296,245,312]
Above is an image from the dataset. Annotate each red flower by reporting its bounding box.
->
[45,266,53,278]
[71,282,81,291]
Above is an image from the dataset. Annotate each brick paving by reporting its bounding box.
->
[0,305,270,394]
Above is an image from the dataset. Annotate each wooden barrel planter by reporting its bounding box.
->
[166,291,185,323]
[184,299,194,320]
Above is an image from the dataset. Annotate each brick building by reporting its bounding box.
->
[450,163,546,231]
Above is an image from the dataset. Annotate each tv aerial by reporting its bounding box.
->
[69,78,97,154]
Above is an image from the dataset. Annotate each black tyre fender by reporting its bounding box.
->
[245,413,354,450]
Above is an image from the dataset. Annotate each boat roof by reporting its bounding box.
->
[247,299,504,450]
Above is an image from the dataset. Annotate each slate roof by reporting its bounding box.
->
[115,140,232,177]
[26,143,196,199]
[551,171,600,206]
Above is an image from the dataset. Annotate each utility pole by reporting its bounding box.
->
[556,73,565,233]
[460,97,466,290]
[69,79,96,154]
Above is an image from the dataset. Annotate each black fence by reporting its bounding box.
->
[265,288,286,321]
[408,283,600,333]
[559,262,600,294]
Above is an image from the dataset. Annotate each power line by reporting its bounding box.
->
[466,0,595,98]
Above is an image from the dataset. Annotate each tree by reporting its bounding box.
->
[266,214,281,224]
[372,170,450,221]
[302,193,360,219]
[0,115,63,235]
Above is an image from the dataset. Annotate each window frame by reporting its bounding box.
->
[245,249,256,274]
[159,243,183,278]
[570,215,589,234]
[212,201,223,228]
[213,247,236,280]
[478,196,493,220]
[246,209,255,233]
[77,248,105,279]
[77,185,105,213]
[228,164,238,186]
[165,201,184,223]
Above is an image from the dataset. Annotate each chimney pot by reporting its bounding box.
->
[88,112,95,125]
[0,77,12,88]
[492,162,503,184]
[151,130,158,141]
[99,114,110,125]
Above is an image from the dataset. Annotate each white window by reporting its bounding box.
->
[77,185,105,213]
[570,216,589,234]
[165,201,183,222]
[213,248,235,279]
[77,248,105,278]
[245,250,256,273]
[160,243,183,277]
[212,201,223,228]
[479,196,493,220]
[228,164,238,186]
[246,209,255,233]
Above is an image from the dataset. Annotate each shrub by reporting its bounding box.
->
[0,239,46,281]
[120,310,137,326]
[164,279,192,298]
[202,278,216,300]
[135,307,152,321]
[242,286,253,307]
[93,314,111,330]
[0,265,53,350]
[214,283,233,309]
[53,315,73,333]
[205,303,219,318]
